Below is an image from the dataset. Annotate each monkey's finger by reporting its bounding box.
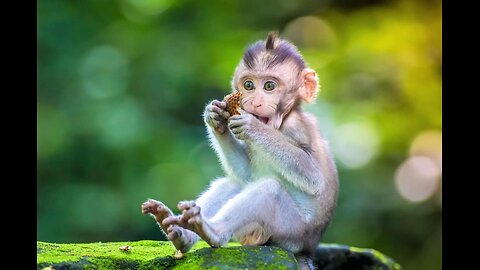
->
[229,127,243,136]
[237,108,248,115]
[210,113,227,122]
[206,115,220,124]
[228,118,248,129]
[209,106,230,119]
[209,104,225,114]
[221,111,231,119]
[228,114,245,121]
[212,100,227,109]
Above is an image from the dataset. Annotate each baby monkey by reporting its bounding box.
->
[142,32,338,269]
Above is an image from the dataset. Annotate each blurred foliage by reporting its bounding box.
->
[37,1,441,270]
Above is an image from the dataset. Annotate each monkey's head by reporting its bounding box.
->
[232,32,319,129]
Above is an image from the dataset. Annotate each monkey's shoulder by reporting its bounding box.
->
[281,110,319,129]
[280,110,321,151]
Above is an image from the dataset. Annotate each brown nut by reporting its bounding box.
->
[223,90,242,117]
[119,245,132,252]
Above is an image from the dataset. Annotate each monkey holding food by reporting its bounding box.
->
[142,32,338,269]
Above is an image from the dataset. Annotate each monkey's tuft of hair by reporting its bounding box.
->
[266,31,279,50]
[223,90,243,117]
[243,32,306,71]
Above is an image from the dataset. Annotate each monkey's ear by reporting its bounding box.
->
[300,68,319,103]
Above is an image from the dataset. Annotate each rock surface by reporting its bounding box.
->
[37,240,401,270]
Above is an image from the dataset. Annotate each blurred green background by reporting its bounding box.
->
[37,0,441,269]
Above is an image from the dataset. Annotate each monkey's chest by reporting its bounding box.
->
[249,151,278,179]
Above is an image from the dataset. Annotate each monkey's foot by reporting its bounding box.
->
[164,201,227,248]
[141,199,173,225]
[166,224,198,253]
[142,199,197,253]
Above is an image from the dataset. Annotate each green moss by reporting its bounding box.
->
[348,246,401,270]
[37,240,172,266]
[38,241,401,270]
[141,245,296,270]
[37,240,296,270]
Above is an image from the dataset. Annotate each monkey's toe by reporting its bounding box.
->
[141,206,151,214]
[142,199,172,220]
[141,202,155,214]
[187,216,202,226]
[182,206,201,220]
[163,216,181,227]
[177,201,196,210]
[168,227,182,241]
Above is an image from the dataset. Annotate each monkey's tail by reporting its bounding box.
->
[295,253,316,270]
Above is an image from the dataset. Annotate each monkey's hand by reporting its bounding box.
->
[228,111,262,141]
[204,100,231,134]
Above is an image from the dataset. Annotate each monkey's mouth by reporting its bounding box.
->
[253,115,270,125]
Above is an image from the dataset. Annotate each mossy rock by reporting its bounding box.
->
[313,244,401,270]
[37,240,401,270]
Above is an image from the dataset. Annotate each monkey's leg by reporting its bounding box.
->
[195,177,242,218]
[162,177,242,247]
[165,179,307,249]
[141,199,198,253]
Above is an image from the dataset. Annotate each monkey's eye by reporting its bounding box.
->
[264,81,277,91]
[243,80,255,90]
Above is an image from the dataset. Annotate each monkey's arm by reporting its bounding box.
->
[228,113,326,195]
[203,100,252,182]
[206,128,252,181]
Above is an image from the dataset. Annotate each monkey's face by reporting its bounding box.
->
[238,77,280,124]
[235,63,299,126]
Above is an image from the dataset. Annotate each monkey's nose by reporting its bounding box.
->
[252,102,262,108]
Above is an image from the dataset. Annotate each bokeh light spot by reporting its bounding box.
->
[283,16,337,50]
[126,0,173,15]
[395,156,440,203]
[120,0,173,23]
[409,130,442,172]
[283,16,338,68]
[81,45,129,99]
[94,97,149,149]
[332,122,379,169]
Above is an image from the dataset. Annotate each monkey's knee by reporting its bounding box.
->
[247,178,283,196]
